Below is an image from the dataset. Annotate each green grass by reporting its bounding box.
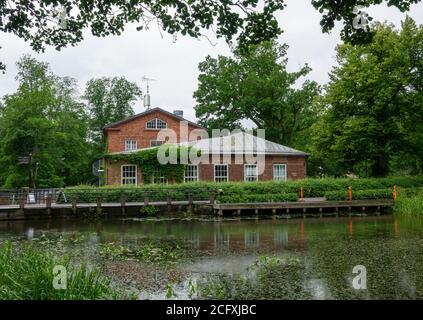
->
[0,241,127,300]
[395,189,423,215]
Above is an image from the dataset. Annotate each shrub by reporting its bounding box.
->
[325,188,393,201]
[139,205,160,216]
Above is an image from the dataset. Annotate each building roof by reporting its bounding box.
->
[179,132,308,156]
[103,107,203,130]
[107,132,308,156]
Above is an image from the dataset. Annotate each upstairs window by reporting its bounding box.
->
[146,118,167,129]
[125,139,137,151]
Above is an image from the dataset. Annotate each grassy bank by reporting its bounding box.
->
[394,188,423,215]
[58,176,423,204]
[0,241,128,300]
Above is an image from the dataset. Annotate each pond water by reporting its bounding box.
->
[1,213,423,299]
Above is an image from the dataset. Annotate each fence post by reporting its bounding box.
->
[393,185,397,202]
[300,187,304,202]
[144,194,149,206]
[210,192,215,205]
[167,194,172,212]
[46,195,52,216]
[348,186,353,202]
[120,196,126,215]
[188,192,193,213]
[72,196,77,214]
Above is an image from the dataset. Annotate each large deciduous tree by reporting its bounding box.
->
[0,1,420,72]
[194,41,320,148]
[0,55,92,187]
[311,17,423,177]
[83,77,142,145]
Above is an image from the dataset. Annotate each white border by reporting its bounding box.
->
[244,164,258,182]
[184,164,199,182]
[121,164,137,185]
[273,163,287,181]
[214,164,229,182]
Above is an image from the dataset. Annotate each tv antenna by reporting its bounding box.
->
[142,76,156,109]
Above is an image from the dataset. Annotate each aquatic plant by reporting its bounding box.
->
[0,241,127,300]
[139,205,160,216]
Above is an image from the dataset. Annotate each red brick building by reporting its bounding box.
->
[103,107,308,185]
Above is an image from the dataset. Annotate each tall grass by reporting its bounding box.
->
[395,193,423,215]
[0,241,126,300]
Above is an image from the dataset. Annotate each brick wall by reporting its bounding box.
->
[105,110,201,153]
[106,154,306,186]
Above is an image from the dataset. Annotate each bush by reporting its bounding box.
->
[218,193,298,203]
[325,188,393,201]
[58,176,423,204]
[139,205,160,216]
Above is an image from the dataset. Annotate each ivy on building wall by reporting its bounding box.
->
[105,146,200,183]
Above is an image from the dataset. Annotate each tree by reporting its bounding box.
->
[0,55,92,187]
[193,41,320,148]
[311,17,423,177]
[83,77,142,144]
[0,1,420,72]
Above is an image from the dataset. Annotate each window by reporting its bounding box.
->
[150,140,164,147]
[125,139,137,151]
[153,169,168,184]
[214,164,228,182]
[244,164,258,182]
[121,165,137,185]
[273,164,287,181]
[184,165,199,182]
[146,118,167,129]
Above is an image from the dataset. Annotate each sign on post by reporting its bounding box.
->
[18,156,30,165]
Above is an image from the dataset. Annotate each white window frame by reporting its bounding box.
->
[152,169,168,184]
[150,140,164,147]
[244,164,258,182]
[121,164,137,185]
[273,163,287,181]
[214,164,229,182]
[146,118,167,129]
[184,164,199,182]
[125,139,137,151]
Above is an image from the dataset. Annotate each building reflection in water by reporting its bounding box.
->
[214,232,230,249]
[273,229,288,247]
[244,230,260,248]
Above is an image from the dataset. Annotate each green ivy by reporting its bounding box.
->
[105,146,199,184]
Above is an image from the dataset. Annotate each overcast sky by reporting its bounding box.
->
[0,1,422,122]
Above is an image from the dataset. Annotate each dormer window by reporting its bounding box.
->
[146,118,167,129]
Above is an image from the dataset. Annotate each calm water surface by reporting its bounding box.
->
[1,213,422,299]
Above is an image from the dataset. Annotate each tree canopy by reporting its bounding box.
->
[0,0,421,72]
[194,41,320,148]
[311,17,423,177]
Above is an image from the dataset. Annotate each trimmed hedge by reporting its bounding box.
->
[57,176,423,204]
[218,193,298,203]
[324,188,393,201]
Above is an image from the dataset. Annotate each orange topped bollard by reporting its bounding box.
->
[348,186,353,202]
[393,185,397,202]
[300,186,304,202]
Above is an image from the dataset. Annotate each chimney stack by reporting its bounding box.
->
[173,110,183,118]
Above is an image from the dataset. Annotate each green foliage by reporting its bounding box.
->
[0,241,125,300]
[325,188,392,201]
[106,146,195,183]
[194,40,320,148]
[0,55,93,188]
[312,18,423,177]
[83,77,141,144]
[58,176,423,204]
[395,189,423,215]
[139,205,160,216]
[197,254,311,299]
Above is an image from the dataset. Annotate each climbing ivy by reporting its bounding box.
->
[105,146,199,184]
